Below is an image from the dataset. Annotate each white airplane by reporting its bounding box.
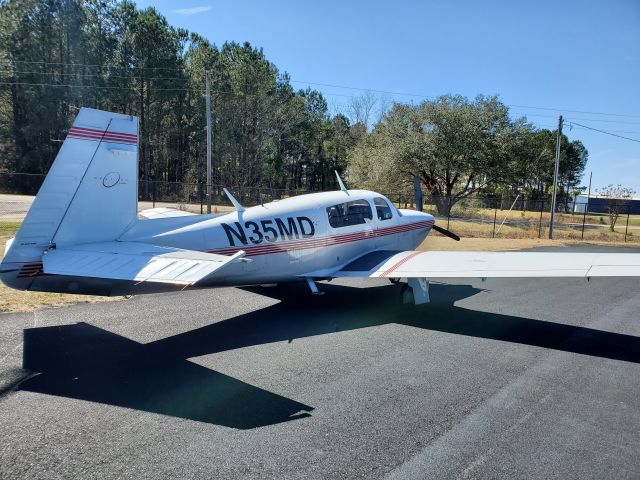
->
[1,108,639,304]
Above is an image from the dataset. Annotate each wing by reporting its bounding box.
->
[138,207,197,219]
[42,241,244,285]
[333,250,640,279]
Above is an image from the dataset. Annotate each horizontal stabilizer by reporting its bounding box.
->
[334,251,640,279]
[42,242,244,285]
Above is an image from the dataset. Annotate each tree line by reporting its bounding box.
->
[0,0,588,208]
[0,0,356,197]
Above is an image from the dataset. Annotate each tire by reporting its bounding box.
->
[399,283,414,304]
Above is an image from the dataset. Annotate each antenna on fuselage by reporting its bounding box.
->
[223,188,245,213]
[335,170,349,195]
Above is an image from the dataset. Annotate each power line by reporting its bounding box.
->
[321,92,640,124]
[3,74,640,134]
[0,80,289,98]
[568,125,640,135]
[508,104,640,119]
[290,80,428,99]
[566,121,640,144]
[564,116,640,126]
[292,82,640,119]
[510,110,640,125]
[0,81,191,92]
[0,59,188,71]
[534,121,640,136]
[510,111,561,119]
[0,69,190,82]
[3,60,639,119]
[11,76,640,126]
[0,74,372,100]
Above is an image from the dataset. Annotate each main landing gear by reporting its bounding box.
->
[397,278,430,305]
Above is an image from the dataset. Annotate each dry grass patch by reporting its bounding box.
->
[0,290,119,314]
[421,233,639,252]
[419,236,568,252]
[434,219,639,244]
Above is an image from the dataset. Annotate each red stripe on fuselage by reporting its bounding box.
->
[208,220,433,257]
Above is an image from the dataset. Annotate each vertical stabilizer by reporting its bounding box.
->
[3,108,138,263]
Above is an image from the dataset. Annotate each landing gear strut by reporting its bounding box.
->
[305,277,324,295]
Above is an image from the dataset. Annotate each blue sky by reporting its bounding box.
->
[137,0,640,193]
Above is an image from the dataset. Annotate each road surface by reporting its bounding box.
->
[1,245,639,479]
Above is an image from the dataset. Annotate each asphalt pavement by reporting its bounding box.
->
[1,245,639,479]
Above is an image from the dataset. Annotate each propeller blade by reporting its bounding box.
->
[432,224,461,241]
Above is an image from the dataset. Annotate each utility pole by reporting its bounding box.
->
[549,115,563,239]
[581,171,592,240]
[205,70,212,214]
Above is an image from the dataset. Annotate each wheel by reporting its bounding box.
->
[399,283,414,304]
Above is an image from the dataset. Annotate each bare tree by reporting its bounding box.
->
[596,184,636,232]
[347,91,378,129]
[375,95,393,124]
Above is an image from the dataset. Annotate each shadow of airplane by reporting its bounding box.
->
[18,282,640,429]
[21,322,313,429]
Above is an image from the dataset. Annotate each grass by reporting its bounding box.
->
[0,221,21,238]
[622,217,640,227]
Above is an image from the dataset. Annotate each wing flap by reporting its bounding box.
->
[334,251,640,279]
[42,241,244,285]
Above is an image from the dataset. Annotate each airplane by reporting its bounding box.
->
[1,108,639,304]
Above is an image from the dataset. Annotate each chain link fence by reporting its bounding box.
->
[0,172,638,243]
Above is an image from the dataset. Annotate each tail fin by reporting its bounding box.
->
[3,108,138,264]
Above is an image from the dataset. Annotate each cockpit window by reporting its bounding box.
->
[327,199,373,228]
[374,197,393,220]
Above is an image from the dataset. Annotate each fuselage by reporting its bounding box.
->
[1,189,434,294]
[121,190,434,285]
